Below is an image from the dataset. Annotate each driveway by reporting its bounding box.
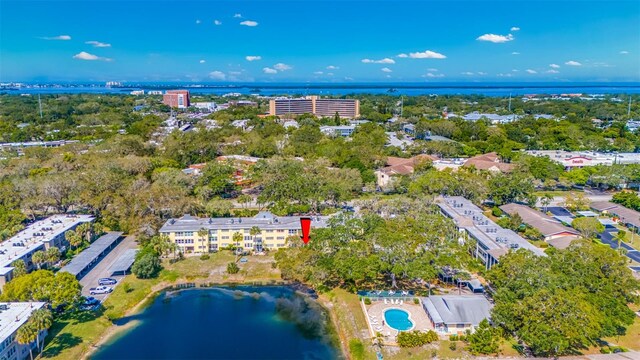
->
[80,235,138,301]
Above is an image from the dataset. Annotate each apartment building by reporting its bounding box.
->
[159,212,329,254]
[0,302,47,360]
[268,96,360,118]
[163,90,191,109]
[436,196,545,270]
[0,215,94,289]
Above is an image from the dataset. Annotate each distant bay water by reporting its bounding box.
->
[3,82,640,97]
[90,286,341,360]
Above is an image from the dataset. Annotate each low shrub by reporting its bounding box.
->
[199,254,210,260]
[227,262,240,274]
[364,298,372,305]
[397,330,439,347]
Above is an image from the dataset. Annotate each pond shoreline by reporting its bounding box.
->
[83,280,346,359]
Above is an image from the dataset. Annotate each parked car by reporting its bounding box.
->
[98,278,117,285]
[83,296,100,306]
[89,286,113,295]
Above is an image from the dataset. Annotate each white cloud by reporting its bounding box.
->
[565,60,582,66]
[381,67,393,73]
[263,67,277,74]
[344,77,354,81]
[233,13,242,18]
[214,20,222,25]
[408,50,446,59]
[209,71,226,80]
[397,53,408,58]
[314,71,324,75]
[477,33,514,43]
[385,75,392,78]
[546,69,559,74]
[549,63,560,68]
[620,50,629,55]
[245,55,262,61]
[196,19,201,24]
[72,51,112,61]
[425,72,444,78]
[361,58,395,64]
[477,72,487,75]
[85,40,111,48]
[326,65,339,70]
[273,63,292,71]
[526,69,537,74]
[461,72,475,75]
[199,60,206,64]
[511,52,520,55]
[229,71,243,76]
[240,20,258,27]
[327,72,334,76]
[427,68,438,72]
[497,73,513,77]
[41,35,71,40]
[510,27,520,31]
[512,69,519,72]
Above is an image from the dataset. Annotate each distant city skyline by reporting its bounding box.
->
[1,0,639,83]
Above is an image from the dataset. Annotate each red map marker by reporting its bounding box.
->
[300,217,311,244]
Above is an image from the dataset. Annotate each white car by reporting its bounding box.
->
[89,286,113,295]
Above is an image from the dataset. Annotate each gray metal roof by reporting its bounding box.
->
[422,295,492,326]
[159,212,330,233]
[60,232,123,276]
[109,249,138,274]
[437,196,545,257]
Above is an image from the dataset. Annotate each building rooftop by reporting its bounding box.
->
[0,302,46,342]
[591,201,640,229]
[527,150,640,166]
[499,203,579,238]
[159,212,330,233]
[436,196,545,257]
[421,295,492,325]
[60,232,123,276]
[0,214,93,273]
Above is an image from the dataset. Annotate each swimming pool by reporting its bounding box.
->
[384,309,414,331]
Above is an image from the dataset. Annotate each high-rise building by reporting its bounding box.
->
[269,96,359,118]
[163,90,191,109]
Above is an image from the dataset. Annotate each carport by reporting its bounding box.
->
[108,249,138,276]
[60,232,124,279]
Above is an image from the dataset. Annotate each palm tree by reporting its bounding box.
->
[616,230,626,254]
[197,228,209,254]
[45,247,61,266]
[31,251,46,270]
[249,226,261,252]
[16,322,37,360]
[31,308,53,353]
[65,230,82,250]
[541,193,553,213]
[232,232,243,262]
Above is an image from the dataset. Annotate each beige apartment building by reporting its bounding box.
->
[268,96,360,118]
[159,212,329,254]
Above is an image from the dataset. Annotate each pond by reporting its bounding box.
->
[91,286,341,359]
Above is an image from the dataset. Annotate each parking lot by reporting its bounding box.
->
[80,235,137,301]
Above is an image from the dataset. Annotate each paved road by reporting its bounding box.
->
[546,206,573,217]
[80,235,137,301]
[599,229,640,264]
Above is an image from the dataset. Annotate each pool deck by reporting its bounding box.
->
[362,299,434,344]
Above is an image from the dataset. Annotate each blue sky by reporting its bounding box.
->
[1,0,639,82]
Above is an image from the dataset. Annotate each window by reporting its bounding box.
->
[244,236,252,241]
[288,229,298,235]
[209,236,218,241]
[277,236,285,240]
[244,242,253,248]
[266,237,274,240]
[221,236,229,240]
[277,229,285,233]
[210,244,218,250]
